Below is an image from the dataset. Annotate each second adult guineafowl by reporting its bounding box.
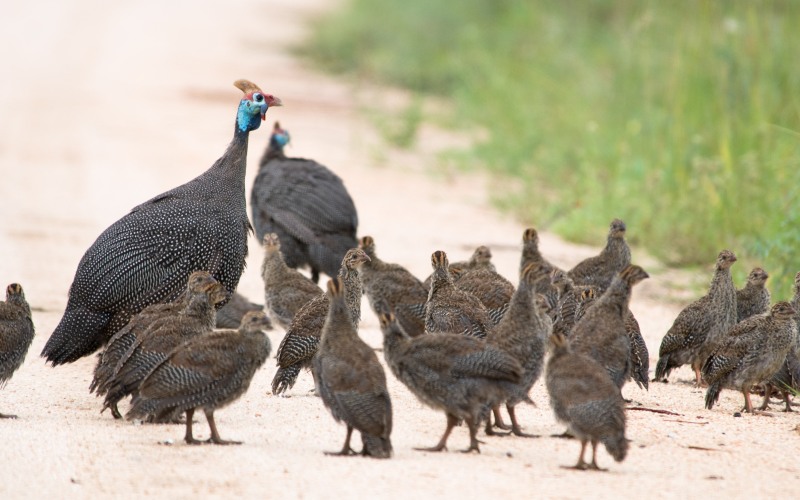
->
[42,80,281,366]
[250,122,358,284]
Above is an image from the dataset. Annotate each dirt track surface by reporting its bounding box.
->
[1,1,798,498]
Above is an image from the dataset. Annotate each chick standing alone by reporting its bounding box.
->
[313,278,393,458]
[0,284,35,419]
[127,311,272,444]
[545,332,628,470]
[703,301,797,414]
[378,312,522,453]
[654,250,737,385]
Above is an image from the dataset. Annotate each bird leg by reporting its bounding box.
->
[759,385,773,411]
[588,439,606,471]
[561,439,589,470]
[692,364,706,387]
[325,425,357,456]
[484,406,510,436]
[507,404,539,438]
[742,390,773,417]
[781,390,794,412]
[204,409,242,445]
[0,412,18,419]
[184,409,202,445]
[415,414,458,452]
[461,416,481,454]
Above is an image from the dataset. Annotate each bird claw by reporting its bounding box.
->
[324,448,357,456]
[413,445,447,453]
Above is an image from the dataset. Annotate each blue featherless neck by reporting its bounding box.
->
[236,99,264,134]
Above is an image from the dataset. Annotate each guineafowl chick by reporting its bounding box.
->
[425,250,492,339]
[215,291,267,329]
[735,267,770,322]
[313,278,393,458]
[486,263,553,437]
[451,265,515,326]
[90,272,212,419]
[761,272,800,411]
[573,286,600,324]
[0,284,35,419]
[260,233,323,330]
[102,274,227,417]
[654,250,737,385]
[549,270,581,334]
[703,301,797,413]
[271,248,370,396]
[43,80,280,366]
[567,219,631,293]
[378,311,522,453]
[250,122,359,284]
[127,310,271,444]
[422,245,495,289]
[545,331,628,470]
[569,265,650,390]
[520,228,564,295]
[358,235,427,338]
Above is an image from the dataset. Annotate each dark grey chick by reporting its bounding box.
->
[486,263,553,437]
[126,310,271,444]
[379,312,522,453]
[704,301,797,413]
[0,284,35,419]
[567,218,631,293]
[569,265,650,390]
[654,250,737,385]
[735,267,770,322]
[313,278,393,458]
[425,250,492,339]
[358,235,427,338]
[102,273,227,417]
[261,233,323,330]
[271,248,370,396]
[545,331,628,470]
[761,272,800,411]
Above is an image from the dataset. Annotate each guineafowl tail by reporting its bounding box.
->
[361,434,393,459]
[704,383,721,410]
[271,364,301,395]
[603,434,629,463]
[42,307,112,365]
[653,355,671,381]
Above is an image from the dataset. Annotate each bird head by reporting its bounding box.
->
[716,249,737,270]
[747,267,768,286]
[523,228,539,245]
[771,301,796,319]
[327,277,345,299]
[234,79,282,133]
[522,263,549,286]
[262,233,281,251]
[241,311,272,332]
[358,236,376,257]
[342,248,371,270]
[609,218,627,238]
[431,250,449,270]
[470,245,492,265]
[269,121,291,150]
[6,283,24,299]
[619,264,649,286]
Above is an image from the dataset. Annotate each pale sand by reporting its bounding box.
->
[0,1,798,498]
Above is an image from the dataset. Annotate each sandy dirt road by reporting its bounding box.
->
[1,1,798,498]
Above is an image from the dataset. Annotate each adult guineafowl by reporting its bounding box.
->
[42,80,281,366]
[250,122,359,284]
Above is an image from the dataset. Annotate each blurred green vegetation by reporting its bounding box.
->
[301,0,800,297]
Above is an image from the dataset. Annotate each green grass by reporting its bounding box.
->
[301,0,800,297]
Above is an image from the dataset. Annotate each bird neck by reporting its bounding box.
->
[597,277,630,314]
[709,266,734,297]
[321,299,355,344]
[430,268,452,295]
[382,325,408,356]
[339,267,363,325]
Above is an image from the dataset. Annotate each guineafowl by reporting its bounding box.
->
[250,122,358,284]
[102,273,227,418]
[42,80,281,366]
[358,236,427,338]
[271,248,369,396]
[425,250,492,339]
[703,302,797,413]
[654,250,737,385]
[215,291,268,329]
[127,311,271,444]
[378,312,521,453]
[423,245,495,290]
[0,284,35,419]
[735,267,770,322]
[451,265,515,326]
[567,219,631,293]
[260,233,322,330]
[545,332,628,470]
[313,278,393,458]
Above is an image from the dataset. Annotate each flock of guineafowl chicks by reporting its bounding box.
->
[1,80,799,472]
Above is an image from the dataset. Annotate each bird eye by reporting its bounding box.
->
[254,93,264,102]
